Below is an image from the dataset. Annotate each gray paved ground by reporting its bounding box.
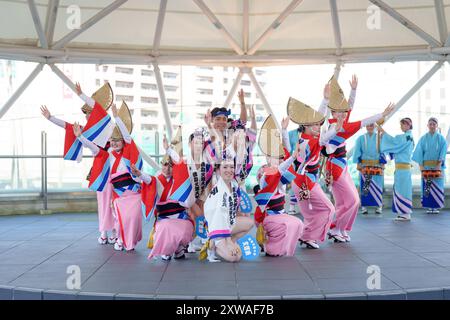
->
[1,210,450,299]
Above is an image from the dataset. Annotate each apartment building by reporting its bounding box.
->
[94,64,268,136]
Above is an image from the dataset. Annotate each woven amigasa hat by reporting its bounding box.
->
[259,115,284,158]
[111,101,133,140]
[81,82,114,114]
[328,76,349,112]
[287,97,325,125]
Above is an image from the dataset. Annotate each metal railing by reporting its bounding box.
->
[1,131,449,211]
[0,131,163,210]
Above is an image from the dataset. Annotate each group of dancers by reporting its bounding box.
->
[352,105,447,218]
[40,74,447,262]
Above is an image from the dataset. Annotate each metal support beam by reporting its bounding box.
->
[53,0,128,49]
[329,0,342,55]
[0,63,44,119]
[49,64,78,95]
[137,146,160,170]
[386,61,444,122]
[333,61,342,79]
[223,69,244,108]
[152,62,173,140]
[446,35,450,47]
[27,0,48,49]
[0,53,47,64]
[369,0,441,47]
[247,0,303,55]
[246,68,282,133]
[435,0,449,44]
[1,43,450,66]
[41,131,48,210]
[152,0,168,55]
[243,0,249,53]
[44,0,59,46]
[193,0,244,55]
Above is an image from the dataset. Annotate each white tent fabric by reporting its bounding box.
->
[1,0,450,66]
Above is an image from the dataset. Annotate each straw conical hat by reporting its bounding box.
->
[258,115,284,158]
[328,76,349,112]
[287,97,325,125]
[81,82,114,114]
[162,126,183,164]
[111,101,133,140]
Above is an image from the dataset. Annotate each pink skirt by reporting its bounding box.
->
[148,218,194,259]
[96,179,115,233]
[113,190,143,251]
[263,214,304,256]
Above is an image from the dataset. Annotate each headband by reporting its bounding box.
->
[212,109,231,118]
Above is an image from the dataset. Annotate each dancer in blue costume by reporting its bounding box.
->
[353,123,386,215]
[378,118,415,221]
[412,117,447,214]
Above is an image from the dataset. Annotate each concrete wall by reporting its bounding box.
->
[0,192,97,215]
[0,188,449,216]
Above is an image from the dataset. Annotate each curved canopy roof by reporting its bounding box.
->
[1,0,450,66]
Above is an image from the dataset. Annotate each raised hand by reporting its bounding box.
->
[163,134,169,150]
[73,122,82,137]
[203,109,212,128]
[323,83,330,99]
[238,88,245,105]
[382,102,395,118]
[249,105,257,130]
[40,105,51,119]
[281,117,290,130]
[349,74,358,90]
[130,164,142,177]
[248,105,255,120]
[75,82,82,96]
[111,103,118,118]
